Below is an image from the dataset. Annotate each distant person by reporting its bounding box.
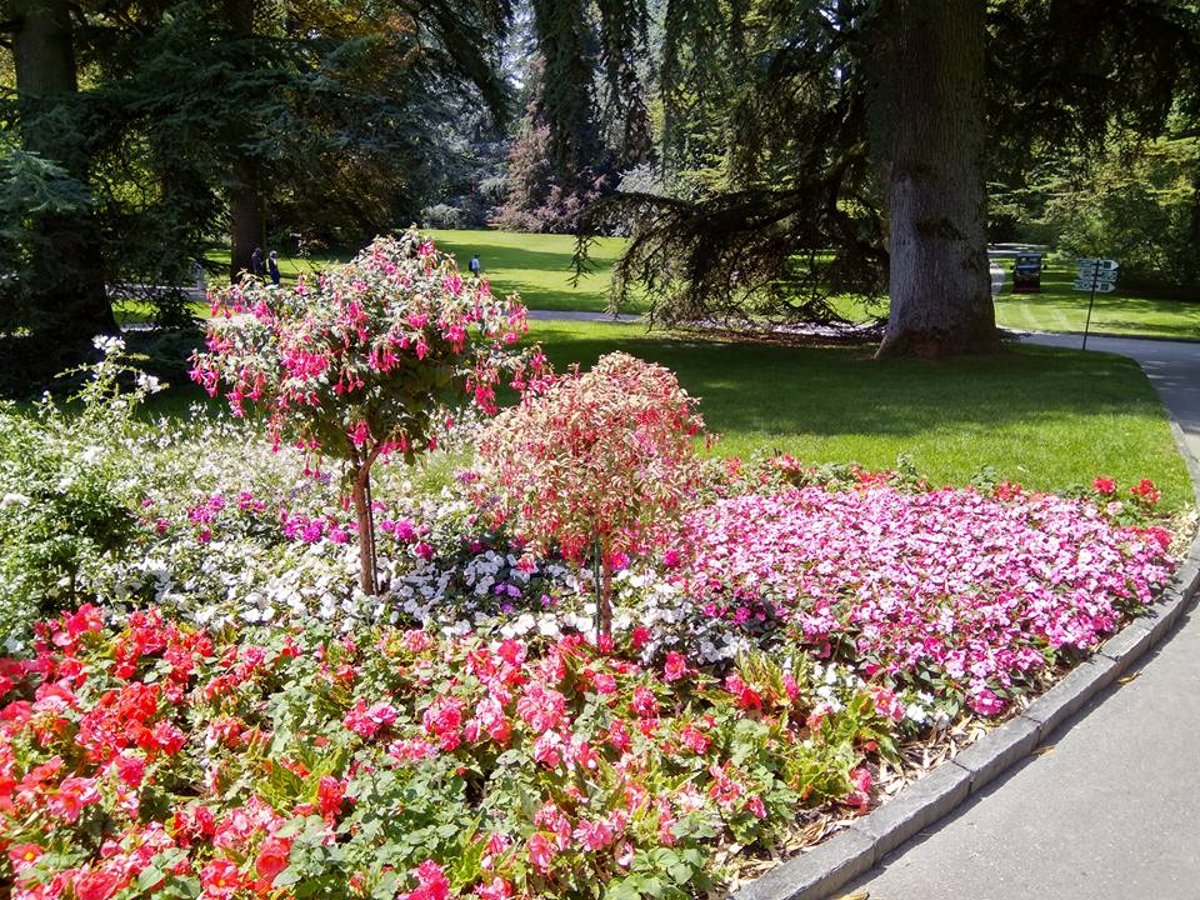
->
[250,246,265,278]
[469,254,481,276]
[268,250,281,286]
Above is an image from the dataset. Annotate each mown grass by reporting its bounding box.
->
[124,316,1193,512]
[990,259,1200,340]
[427,229,636,313]
[117,231,1199,339]
[526,320,1195,511]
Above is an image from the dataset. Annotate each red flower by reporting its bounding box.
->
[200,858,245,898]
[1093,476,1117,495]
[1131,478,1161,505]
[318,775,347,820]
[255,835,292,882]
[73,867,125,900]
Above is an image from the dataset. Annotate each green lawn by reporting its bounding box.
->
[527,320,1195,511]
[427,229,636,314]
[991,259,1200,340]
[117,231,1200,340]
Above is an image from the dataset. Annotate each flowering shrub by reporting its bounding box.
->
[475,353,706,634]
[0,606,894,899]
[679,484,1176,718]
[189,229,537,594]
[0,338,166,649]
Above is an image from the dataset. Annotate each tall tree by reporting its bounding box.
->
[3,0,117,346]
[874,0,996,357]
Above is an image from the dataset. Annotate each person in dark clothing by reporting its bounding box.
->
[250,247,265,277]
[469,254,481,276]
[267,250,281,286]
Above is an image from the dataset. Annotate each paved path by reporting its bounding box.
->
[850,333,1200,900]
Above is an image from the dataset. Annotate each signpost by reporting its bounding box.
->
[1074,258,1119,350]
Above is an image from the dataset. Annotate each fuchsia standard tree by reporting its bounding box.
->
[190,229,533,595]
[475,352,706,636]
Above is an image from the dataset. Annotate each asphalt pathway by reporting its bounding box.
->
[850,332,1200,900]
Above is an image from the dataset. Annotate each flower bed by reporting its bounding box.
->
[0,327,1185,898]
[679,483,1176,719]
[1,607,891,900]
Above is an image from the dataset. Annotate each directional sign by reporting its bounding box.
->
[1076,271,1118,285]
[1073,280,1116,293]
[1076,258,1119,272]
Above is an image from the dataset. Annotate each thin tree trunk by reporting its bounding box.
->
[599,558,613,638]
[351,465,380,596]
[230,157,265,280]
[12,0,117,344]
[875,0,998,358]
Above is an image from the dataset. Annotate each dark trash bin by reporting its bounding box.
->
[1011,252,1043,293]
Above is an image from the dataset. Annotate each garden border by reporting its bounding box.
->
[735,458,1200,900]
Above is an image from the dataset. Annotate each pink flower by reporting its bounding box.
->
[527,833,556,873]
[631,685,659,718]
[399,859,450,900]
[8,842,44,873]
[663,651,688,682]
[517,684,567,734]
[423,696,464,751]
[533,731,563,768]
[475,876,514,899]
[574,817,617,851]
[343,699,398,739]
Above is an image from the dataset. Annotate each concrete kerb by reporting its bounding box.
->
[733,515,1200,900]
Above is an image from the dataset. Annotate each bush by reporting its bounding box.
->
[0,339,161,649]
[474,353,706,635]
[189,229,538,595]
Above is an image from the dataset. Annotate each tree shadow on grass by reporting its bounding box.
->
[529,325,1167,440]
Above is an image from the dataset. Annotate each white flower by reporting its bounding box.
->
[92,335,126,355]
[0,492,30,508]
[136,372,164,394]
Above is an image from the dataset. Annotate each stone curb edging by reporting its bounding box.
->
[733,530,1200,900]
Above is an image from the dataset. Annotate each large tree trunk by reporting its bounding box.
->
[876,0,998,358]
[225,0,266,281]
[12,0,117,345]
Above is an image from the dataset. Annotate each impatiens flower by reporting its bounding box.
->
[318,775,347,820]
[845,767,873,813]
[1093,476,1116,495]
[631,685,659,718]
[574,816,617,851]
[422,696,465,751]
[397,859,451,900]
[968,688,1007,717]
[516,684,566,734]
[343,699,398,739]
